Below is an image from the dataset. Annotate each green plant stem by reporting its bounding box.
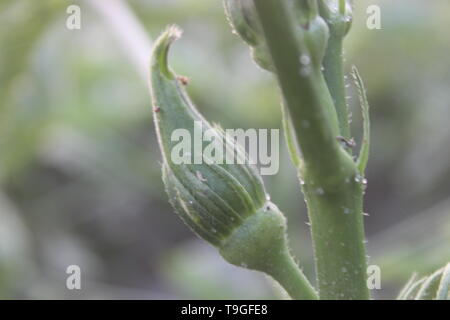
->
[253,0,369,300]
[267,249,319,300]
[219,207,318,300]
[301,180,368,300]
[322,36,350,139]
[256,10,342,179]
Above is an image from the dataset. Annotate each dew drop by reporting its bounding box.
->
[299,55,312,77]
[355,174,369,188]
[354,174,363,183]
[299,66,312,77]
[299,54,311,66]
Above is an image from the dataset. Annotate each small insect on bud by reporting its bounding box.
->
[177,75,189,86]
[336,135,356,148]
[149,26,296,277]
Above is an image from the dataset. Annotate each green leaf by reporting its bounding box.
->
[281,104,303,169]
[397,276,426,300]
[397,273,418,300]
[415,268,444,300]
[352,66,370,175]
[398,262,450,300]
[436,263,450,300]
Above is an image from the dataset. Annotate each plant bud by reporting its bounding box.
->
[318,0,353,37]
[225,0,330,70]
[224,0,262,47]
[291,0,330,67]
[224,0,274,71]
[300,15,329,68]
[150,26,292,273]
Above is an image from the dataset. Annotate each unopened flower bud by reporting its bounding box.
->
[149,26,318,300]
[300,15,329,68]
[149,26,290,268]
[225,0,331,70]
[292,0,330,67]
[318,0,353,37]
[224,0,261,47]
[224,0,274,71]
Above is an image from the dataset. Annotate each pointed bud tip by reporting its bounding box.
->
[151,25,183,79]
[165,24,183,42]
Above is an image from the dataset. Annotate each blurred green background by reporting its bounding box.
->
[1,0,450,299]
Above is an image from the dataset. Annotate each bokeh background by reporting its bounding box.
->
[1,0,450,299]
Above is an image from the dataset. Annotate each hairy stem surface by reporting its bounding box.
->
[253,0,369,300]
